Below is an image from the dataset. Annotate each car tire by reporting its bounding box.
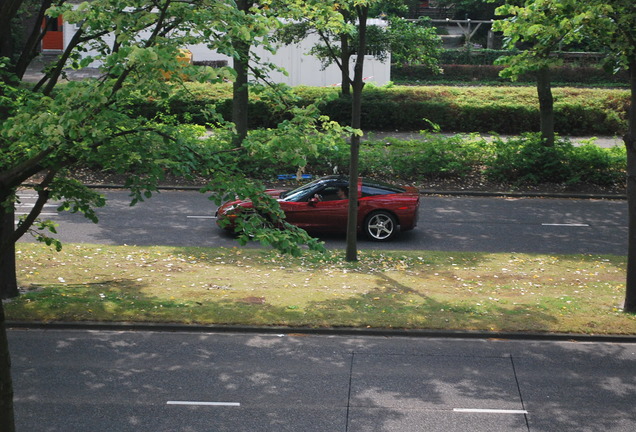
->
[364,211,397,241]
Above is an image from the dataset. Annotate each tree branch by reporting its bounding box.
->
[11,169,57,243]
[317,29,345,73]
[0,148,56,192]
[14,0,54,80]
[34,25,86,95]
[109,0,173,98]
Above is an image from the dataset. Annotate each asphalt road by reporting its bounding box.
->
[16,188,627,255]
[8,328,636,432]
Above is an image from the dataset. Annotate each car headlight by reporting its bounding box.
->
[220,204,246,221]
[221,204,237,215]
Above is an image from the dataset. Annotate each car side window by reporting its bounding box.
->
[362,186,389,197]
[361,184,404,197]
[319,186,341,201]
[316,185,348,202]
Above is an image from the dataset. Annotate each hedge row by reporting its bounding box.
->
[300,86,628,135]
[393,64,630,84]
[232,133,626,188]
[439,49,515,66]
[438,49,608,67]
[128,83,629,136]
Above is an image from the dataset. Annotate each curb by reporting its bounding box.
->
[419,189,626,200]
[7,320,636,343]
[25,183,626,201]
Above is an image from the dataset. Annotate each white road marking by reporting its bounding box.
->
[453,408,528,414]
[542,223,589,227]
[187,216,216,219]
[16,195,60,218]
[16,212,57,216]
[167,401,240,407]
[16,204,58,208]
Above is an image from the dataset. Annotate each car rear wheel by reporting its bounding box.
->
[364,211,397,241]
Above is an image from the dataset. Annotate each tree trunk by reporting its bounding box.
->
[14,0,52,80]
[0,0,22,60]
[536,66,555,147]
[336,8,352,96]
[0,300,16,432]
[0,192,19,300]
[340,34,351,96]
[345,6,368,263]
[624,59,636,313]
[345,132,360,262]
[232,49,249,146]
[232,0,252,146]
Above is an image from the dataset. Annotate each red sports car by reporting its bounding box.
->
[216,176,420,241]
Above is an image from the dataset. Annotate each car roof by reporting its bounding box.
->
[317,176,404,191]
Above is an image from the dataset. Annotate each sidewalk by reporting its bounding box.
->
[363,130,624,148]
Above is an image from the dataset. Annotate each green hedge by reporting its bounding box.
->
[241,132,626,188]
[392,64,630,85]
[126,83,629,136]
[315,86,628,135]
[440,49,514,65]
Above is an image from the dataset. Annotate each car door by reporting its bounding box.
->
[282,183,349,232]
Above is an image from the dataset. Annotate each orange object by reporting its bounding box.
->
[41,16,64,51]
[162,49,193,80]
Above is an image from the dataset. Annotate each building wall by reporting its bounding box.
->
[62,19,391,87]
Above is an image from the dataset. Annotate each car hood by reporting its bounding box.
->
[265,189,286,198]
[218,189,286,211]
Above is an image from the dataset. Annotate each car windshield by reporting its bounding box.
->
[280,177,348,202]
[280,179,326,202]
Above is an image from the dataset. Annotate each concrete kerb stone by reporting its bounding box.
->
[22,182,625,201]
[7,320,636,343]
[418,189,627,200]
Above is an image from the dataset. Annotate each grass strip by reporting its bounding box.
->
[6,243,634,335]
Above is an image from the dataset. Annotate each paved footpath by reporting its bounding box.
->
[363,131,624,148]
[9,328,636,432]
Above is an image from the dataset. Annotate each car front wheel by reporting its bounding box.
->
[364,211,397,241]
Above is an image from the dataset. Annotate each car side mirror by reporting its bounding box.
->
[308,197,319,207]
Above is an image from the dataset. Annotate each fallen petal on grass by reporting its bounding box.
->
[5,243,635,335]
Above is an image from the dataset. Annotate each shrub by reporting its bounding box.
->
[566,142,626,186]
[484,133,625,186]
[485,134,573,184]
[359,134,488,180]
[221,131,624,189]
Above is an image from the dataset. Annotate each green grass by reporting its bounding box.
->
[6,243,634,335]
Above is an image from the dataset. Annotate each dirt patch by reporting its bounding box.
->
[238,296,266,305]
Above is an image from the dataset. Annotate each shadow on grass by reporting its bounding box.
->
[8,267,558,333]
